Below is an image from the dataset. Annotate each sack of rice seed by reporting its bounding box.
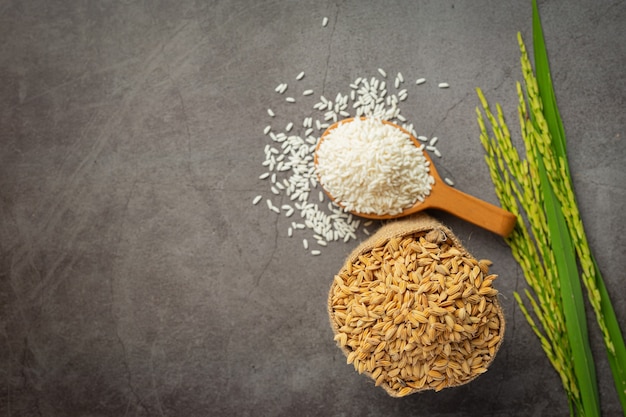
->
[327,213,505,397]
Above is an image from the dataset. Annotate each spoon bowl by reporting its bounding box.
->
[314,118,517,237]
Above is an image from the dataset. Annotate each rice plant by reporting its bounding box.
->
[475,1,626,415]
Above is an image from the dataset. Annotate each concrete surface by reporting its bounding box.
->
[1,0,625,416]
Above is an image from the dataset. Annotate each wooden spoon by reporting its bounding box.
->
[314,118,517,237]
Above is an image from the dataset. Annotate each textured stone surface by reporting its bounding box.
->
[1,0,625,416]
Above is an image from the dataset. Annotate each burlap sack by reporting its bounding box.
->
[328,213,505,397]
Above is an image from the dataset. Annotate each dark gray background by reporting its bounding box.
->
[1,0,625,416]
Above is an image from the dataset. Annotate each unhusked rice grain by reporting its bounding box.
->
[328,229,503,397]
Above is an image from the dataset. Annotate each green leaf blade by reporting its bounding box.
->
[538,157,600,417]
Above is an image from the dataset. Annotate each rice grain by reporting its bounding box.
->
[328,228,503,397]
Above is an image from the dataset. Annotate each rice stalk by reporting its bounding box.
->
[525,8,626,410]
[475,3,626,414]
[476,92,581,413]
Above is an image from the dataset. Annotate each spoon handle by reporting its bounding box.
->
[428,186,517,237]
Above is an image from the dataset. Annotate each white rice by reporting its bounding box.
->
[322,17,328,27]
[296,71,305,80]
[258,64,453,256]
[416,78,426,85]
[315,117,434,216]
[438,82,450,88]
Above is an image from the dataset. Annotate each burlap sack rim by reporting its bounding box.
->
[327,213,506,397]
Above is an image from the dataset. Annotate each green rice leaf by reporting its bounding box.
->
[531,1,626,413]
[537,156,600,416]
[531,0,570,177]
[594,257,626,412]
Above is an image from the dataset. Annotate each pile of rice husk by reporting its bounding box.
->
[328,214,505,397]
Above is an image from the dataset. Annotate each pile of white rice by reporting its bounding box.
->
[253,15,454,255]
[316,118,434,216]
